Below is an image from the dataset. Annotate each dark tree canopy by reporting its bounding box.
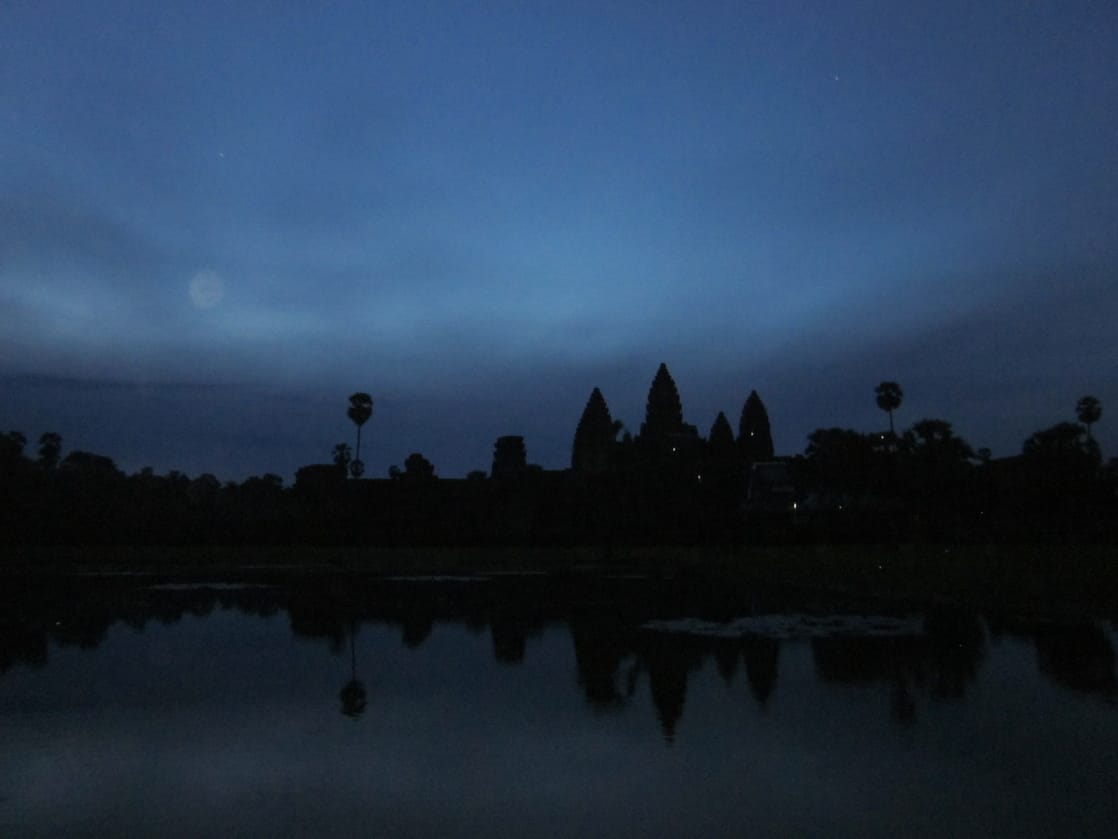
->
[738,390,774,463]
[1023,422,1100,466]
[403,452,436,480]
[3,430,26,452]
[38,432,61,470]
[1021,421,1102,501]
[805,428,876,489]
[900,419,975,499]
[1,431,27,466]
[294,463,345,494]
[60,451,120,474]
[346,393,373,428]
[902,419,973,461]
[640,363,684,445]
[572,387,620,473]
[332,443,352,471]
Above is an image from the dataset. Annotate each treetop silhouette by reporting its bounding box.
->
[875,381,903,437]
[1076,396,1102,442]
[1024,421,1100,465]
[38,432,62,471]
[403,452,436,480]
[346,393,373,479]
[332,443,352,473]
[903,419,973,460]
[1,431,28,467]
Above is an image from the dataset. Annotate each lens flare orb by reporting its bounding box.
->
[189,270,225,309]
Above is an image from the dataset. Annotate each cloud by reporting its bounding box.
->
[0,182,175,284]
[0,373,237,392]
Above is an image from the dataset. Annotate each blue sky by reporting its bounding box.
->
[2,1,1116,479]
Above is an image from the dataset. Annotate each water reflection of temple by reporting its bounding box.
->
[3,578,1115,743]
[1034,623,1116,696]
[570,616,640,710]
[811,611,987,723]
[744,637,780,707]
[636,633,704,742]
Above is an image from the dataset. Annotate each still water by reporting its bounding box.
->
[1,575,1115,837]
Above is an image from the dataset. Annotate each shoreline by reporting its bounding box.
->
[2,543,1116,619]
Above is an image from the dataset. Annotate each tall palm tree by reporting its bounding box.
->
[1076,395,1102,442]
[346,393,373,478]
[875,382,903,438]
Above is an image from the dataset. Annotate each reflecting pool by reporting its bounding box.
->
[2,575,1115,837]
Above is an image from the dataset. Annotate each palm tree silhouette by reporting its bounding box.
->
[346,393,373,479]
[1076,395,1102,442]
[875,382,903,438]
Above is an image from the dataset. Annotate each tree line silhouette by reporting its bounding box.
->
[1,364,1113,546]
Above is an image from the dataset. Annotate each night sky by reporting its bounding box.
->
[2,1,1116,481]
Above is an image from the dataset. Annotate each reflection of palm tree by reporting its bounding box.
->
[339,620,367,718]
[339,679,366,717]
